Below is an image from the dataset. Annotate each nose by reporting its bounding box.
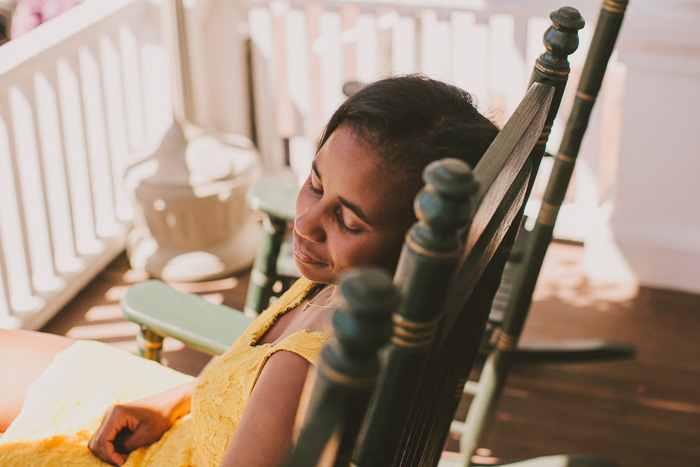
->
[295,201,326,243]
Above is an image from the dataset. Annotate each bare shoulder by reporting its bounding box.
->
[219,350,311,466]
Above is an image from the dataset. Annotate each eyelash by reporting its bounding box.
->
[308,177,322,195]
[307,177,362,235]
[335,209,362,235]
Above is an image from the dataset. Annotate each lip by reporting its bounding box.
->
[292,235,325,265]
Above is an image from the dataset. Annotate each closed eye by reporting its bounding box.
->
[307,176,323,195]
[309,163,363,234]
[335,208,363,235]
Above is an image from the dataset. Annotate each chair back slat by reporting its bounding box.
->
[430,83,552,346]
[467,82,553,253]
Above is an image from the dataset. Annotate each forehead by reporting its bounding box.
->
[315,127,408,227]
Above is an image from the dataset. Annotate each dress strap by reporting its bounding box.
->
[246,278,318,343]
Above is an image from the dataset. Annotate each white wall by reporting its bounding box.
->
[584,0,700,294]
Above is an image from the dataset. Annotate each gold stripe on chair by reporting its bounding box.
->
[137,334,164,349]
[391,314,439,349]
[535,62,570,78]
[603,0,628,14]
[405,235,460,261]
[555,152,576,165]
[496,333,517,351]
[319,364,378,389]
[576,90,597,101]
[537,201,560,227]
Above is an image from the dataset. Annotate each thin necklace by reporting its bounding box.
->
[302,285,336,312]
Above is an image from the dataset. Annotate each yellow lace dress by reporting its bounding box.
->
[0,278,327,466]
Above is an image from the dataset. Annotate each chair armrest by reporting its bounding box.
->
[121,280,254,356]
[247,179,298,221]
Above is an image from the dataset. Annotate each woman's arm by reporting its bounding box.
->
[220,351,311,466]
[131,378,197,423]
[89,379,197,466]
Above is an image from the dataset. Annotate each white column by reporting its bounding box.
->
[584,0,700,294]
[184,0,252,138]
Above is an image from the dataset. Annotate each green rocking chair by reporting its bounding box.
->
[283,9,596,466]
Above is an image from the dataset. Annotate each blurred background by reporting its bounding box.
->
[0,0,698,465]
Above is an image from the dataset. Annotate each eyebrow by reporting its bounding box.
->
[312,160,373,227]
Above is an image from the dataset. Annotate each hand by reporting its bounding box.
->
[88,404,172,466]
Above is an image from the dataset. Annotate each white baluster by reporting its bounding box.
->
[99,30,132,223]
[117,22,147,152]
[80,41,119,239]
[60,54,100,252]
[3,91,37,300]
[451,11,489,110]
[391,12,416,75]
[249,5,286,169]
[46,65,80,266]
[354,10,379,82]
[26,78,61,284]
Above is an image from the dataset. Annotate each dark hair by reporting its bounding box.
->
[317,75,499,218]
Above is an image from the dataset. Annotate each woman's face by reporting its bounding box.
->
[293,126,413,284]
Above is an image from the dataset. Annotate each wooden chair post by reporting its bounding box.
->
[509,0,633,363]
[137,326,165,362]
[526,6,586,189]
[354,159,479,465]
[243,215,288,316]
[284,268,399,466]
[243,180,298,315]
[461,3,629,461]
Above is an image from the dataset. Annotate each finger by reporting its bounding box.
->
[122,432,144,453]
[122,421,158,452]
[92,433,120,465]
[109,449,128,466]
[90,418,127,463]
[121,415,168,452]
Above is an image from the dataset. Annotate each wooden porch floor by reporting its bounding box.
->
[42,242,700,467]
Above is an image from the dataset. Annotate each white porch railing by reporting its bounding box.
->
[1,0,622,329]
[0,0,172,329]
[243,0,621,240]
[243,0,607,178]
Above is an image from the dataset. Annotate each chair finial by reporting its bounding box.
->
[537,7,585,79]
[529,7,584,153]
[410,158,477,256]
[332,268,399,361]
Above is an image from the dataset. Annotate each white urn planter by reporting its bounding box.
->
[125,121,262,281]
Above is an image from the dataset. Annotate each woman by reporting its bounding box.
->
[0,75,498,466]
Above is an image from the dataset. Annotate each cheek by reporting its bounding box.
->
[327,236,367,269]
[330,235,399,272]
[367,231,407,271]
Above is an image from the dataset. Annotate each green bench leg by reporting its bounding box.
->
[244,216,288,316]
[137,326,165,362]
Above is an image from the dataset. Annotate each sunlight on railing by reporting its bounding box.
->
[246,0,623,248]
[0,0,171,329]
[246,0,600,180]
[0,0,622,329]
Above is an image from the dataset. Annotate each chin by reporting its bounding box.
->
[293,258,335,284]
